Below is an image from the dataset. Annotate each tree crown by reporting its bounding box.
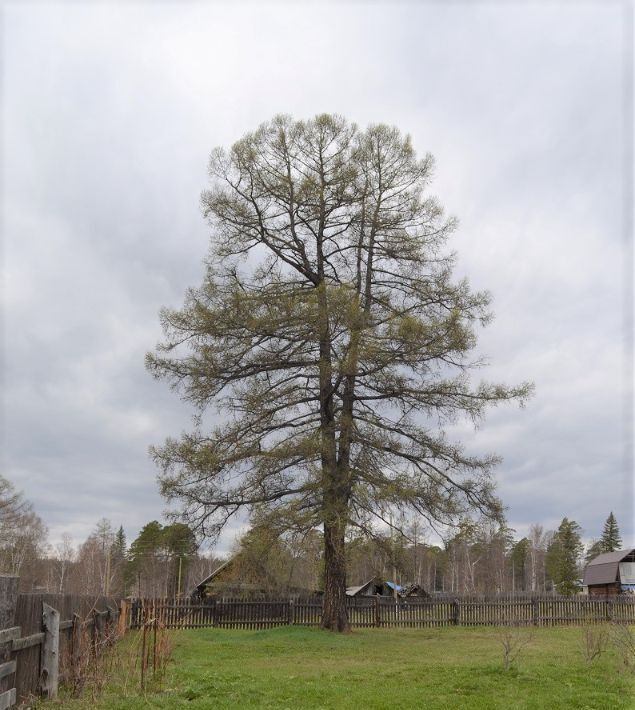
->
[147,113,532,545]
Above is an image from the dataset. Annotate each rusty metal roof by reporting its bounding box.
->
[583,549,635,586]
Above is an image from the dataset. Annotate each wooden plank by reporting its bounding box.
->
[0,662,15,680]
[0,688,16,710]
[59,619,73,631]
[40,603,60,699]
[0,629,19,645]
[11,632,44,651]
[71,613,82,691]
[118,600,128,636]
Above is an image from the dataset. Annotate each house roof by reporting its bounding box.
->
[583,549,635,586]
[401,583,428,597]
[346,576,382,596]
[192,558,234,594]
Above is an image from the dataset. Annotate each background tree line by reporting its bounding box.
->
[0,473,624,597]
[0,474,220,596]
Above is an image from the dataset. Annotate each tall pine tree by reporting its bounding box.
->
[546,518,583,595]
[599,512,622,553]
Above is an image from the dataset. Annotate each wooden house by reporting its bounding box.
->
[191,557,319,600]
[346,577,385,597]
[582,548,635,597]
[345,577,429,598]
[400,583,430,598]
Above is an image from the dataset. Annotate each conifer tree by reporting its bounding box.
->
[599,512,622,553]
[110,525,128,596]
[147,114,531,630]
[546,518,583,595]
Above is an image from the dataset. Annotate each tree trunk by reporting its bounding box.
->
[321,518,350,632]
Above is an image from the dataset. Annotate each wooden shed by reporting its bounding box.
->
[191,557,319,600]
[582,548,635,597]
[346,577,385,597]
[345,578,429,598]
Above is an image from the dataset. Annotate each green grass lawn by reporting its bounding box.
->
[53,625,635,709]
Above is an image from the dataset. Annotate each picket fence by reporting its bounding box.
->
[128,595,635,631]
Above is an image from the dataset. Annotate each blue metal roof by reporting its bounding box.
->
[385,581,403,592]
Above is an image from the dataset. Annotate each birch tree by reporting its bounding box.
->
[147,114,531,630]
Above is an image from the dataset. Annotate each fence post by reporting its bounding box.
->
[40,602,60,700]
[532,599,539,627]
[70,613,82,695]
[106,604,116,642]
[118,600,128,637]
[374,595,381,628]
[453,599,460,626]
[0,575,19,706]
[288,599,294,626]
[606,599,614,622]
[152,619,157,676]
[140,613,147,692]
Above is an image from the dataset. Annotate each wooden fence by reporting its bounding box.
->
[128,594,635,631]
[1,577,120,708]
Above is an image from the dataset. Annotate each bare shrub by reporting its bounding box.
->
[61,606,174,702]
[65,610,123,699]
[609,622,635,673]
[496,611,533,671]
[580,623,608,663]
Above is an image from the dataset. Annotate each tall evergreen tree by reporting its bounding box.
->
[545,518,583,595]
[110,525,128,596]
[510,537,530,591]
[147,114,532,630]
[599,512,622,553]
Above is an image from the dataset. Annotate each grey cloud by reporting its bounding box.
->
[2,2,631,553]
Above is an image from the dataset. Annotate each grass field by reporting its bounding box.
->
[52,625,635,709]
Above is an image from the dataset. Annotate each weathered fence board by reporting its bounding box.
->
[0,631,19,646]
[11,633,44,652]
[40,603,60,699]
[0,688,16,710]
[0,663,15,681]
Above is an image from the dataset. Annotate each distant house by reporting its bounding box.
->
[346,577,385,597]
[582,549,635,597]
[400,583,429,598]
[346,577,428,598]
[191,558,242,599]
[191,557,318,599]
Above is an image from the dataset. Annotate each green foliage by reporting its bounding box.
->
[112,526,127,558]
[510,537,530,590]
[128,521,198,596]
[546,518,583,595]
[600,512,622,553]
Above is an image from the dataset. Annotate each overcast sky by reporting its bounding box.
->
[2,1,632,554]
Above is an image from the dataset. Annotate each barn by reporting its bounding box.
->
[582,548,635,597]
